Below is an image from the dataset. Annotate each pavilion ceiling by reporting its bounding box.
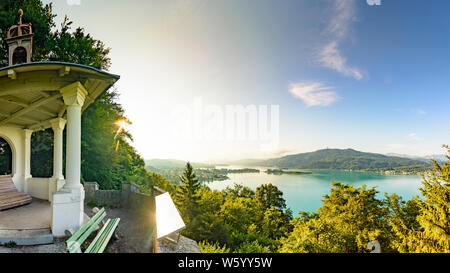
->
[0,62,119,131]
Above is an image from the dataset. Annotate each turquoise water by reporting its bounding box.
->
[206,167,423,216]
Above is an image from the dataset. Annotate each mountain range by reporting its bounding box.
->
[145,159,214,169]
[146,149,445,172]
[219,148,435,172]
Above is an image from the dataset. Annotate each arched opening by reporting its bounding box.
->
[12,46,27,65]
[0,137,13,175]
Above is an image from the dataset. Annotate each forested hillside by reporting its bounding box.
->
[236,149,430,172]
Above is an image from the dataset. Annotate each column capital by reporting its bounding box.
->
[50,117,67,132]
[23,128,33,138]
[60,82,88,107]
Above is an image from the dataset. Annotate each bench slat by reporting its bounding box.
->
[68,212,106,253]
[85,218,120,253]
[66,208,106,252]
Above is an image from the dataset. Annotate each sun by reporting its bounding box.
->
[114,119,130,151]
[115,119,129,130]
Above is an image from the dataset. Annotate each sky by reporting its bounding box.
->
[43,0,450,162]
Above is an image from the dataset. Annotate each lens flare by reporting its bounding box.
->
[114,119,129,151]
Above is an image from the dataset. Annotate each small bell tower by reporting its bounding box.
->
[6,9,34,66]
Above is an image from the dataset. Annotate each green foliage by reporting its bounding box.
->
[319,182,393,252]
[174,163,203,240]
[279,217,348,253]
[174,164,293,252]
[236,240,271,253]
[0,138,12,175]
[256,183,287,211]
[30,129,53,177]
[199,241,230,253]
[49,16,111,70]
[81,89,140,189]
[384,193,421,252]
[280,182,393,253]
[4,241,17,248]
[388,145,450,253]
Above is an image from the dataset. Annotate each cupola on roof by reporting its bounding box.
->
[7,9,33,39]
[6,9,34,66]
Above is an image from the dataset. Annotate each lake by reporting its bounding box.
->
[206,167,423,216]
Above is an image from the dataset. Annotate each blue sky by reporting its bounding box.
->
[45,0,450,161]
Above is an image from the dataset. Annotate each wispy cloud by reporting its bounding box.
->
[408,133,422,141]
[415,109,427,115]
[319,41,363,80]
[318,0,363,80]
[289,82,339,107]
[263,147,299,158]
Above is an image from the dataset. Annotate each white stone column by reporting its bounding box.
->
[49,118,66,200]
[52,82,88,237]
[21,129,32,193]
[62,82,87,190]
[50,118,66,180]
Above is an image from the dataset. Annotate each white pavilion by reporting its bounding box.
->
[0,10,119,241]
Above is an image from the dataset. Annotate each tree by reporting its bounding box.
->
[49,16,111,70]
[403,145,450,252]
[174,162,203,240]
[223,184,255,199]
[255,183,287,211]
[199,241,230,253]
[175,162,201,205]
[384,193,421,252]
[279,216,348,253]
[319,182,393,252]
[280,182,393,253]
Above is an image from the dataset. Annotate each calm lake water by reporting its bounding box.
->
[206,167,423,216]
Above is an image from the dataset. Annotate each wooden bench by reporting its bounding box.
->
[0,175,32,211]
[66,207,120,253]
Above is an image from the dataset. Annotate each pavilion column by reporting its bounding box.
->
[49,118,66,200]
[62,82,87,190]
[51,82,87,236]
[21,129,32,193]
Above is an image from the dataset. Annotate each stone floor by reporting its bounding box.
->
[0,202,200,253]
[0,198,51,230]
[0,239,66,253]
[0,198,55,249]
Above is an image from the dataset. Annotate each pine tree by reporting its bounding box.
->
[176,162,201,204]
[409,145,450,252]
[174,162,202,239]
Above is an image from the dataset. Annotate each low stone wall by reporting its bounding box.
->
[84,182,157,252]
[84,182,154,210]
[83,182,199,253]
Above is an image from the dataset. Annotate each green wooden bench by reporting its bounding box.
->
[66,207,120,253]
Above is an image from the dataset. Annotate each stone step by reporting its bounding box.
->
[0,228,54,246]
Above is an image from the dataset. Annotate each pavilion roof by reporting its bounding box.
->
[0,62,120,131]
